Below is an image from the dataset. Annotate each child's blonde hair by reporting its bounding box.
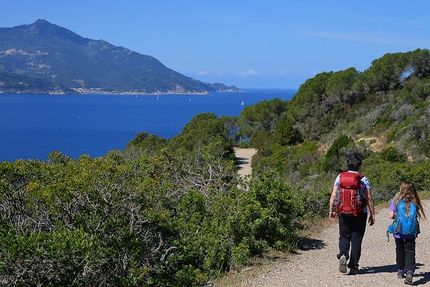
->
[397,181,426,220]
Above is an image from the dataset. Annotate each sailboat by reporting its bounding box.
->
[241,100,244,106]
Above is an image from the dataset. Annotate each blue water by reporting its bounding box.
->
[0,89,296,162]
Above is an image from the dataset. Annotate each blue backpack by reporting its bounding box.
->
[387,198,420,235]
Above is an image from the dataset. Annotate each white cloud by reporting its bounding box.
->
[278,69,292,76]
[196,71,225,76]
[299,29,430,46]
[240,69,259,76]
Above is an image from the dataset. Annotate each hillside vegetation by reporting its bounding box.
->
[2,49,430,286]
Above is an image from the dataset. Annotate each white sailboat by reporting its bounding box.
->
[241,100,244,106]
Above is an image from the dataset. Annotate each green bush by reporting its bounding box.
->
[245,172,305,251]
[0,145,310,286]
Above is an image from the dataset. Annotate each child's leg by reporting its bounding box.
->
[395,238,405,271]
[404,238,416,273]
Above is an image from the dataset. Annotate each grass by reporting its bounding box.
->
[213,249,291,287]
[419,190,430,200]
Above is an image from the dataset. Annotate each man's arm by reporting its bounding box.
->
[329,185,338,221]
[365,188,375,226]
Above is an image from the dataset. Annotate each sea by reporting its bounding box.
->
[0,88,297,162]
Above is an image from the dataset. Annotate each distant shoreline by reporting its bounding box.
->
[0,89,243,96]
[0,88,300,96]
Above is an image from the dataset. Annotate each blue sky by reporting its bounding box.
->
[1,0,430,89]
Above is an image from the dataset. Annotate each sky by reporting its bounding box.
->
[1,0,430,89]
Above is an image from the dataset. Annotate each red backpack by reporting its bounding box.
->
[336,172,366,216]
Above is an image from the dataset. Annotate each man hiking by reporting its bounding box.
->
[329,153,376,275]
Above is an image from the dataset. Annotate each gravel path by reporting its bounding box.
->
[233,149,430,286]
[234,147,256,178]
[235,201,430,287]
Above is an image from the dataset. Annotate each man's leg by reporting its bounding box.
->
[348,212,367,269]
[338,213,352,260]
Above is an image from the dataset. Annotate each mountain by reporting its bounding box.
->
[0,19,240,94]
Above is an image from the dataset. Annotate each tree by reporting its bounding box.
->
[240,98,288,132]
[181,112,224,136]
[323,135,352,172]
[362,52,408,92]
[326,68,362,104]
[407,48,430,79]
[220,115,240,144]
[126,131,149,147]
[326,68,359,97]
[289,72,332,122]
[273,115,302,146]
[168,112,235,160]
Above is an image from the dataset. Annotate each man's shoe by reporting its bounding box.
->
[397,270,405,278]
[348,268,359,275]
[339,255,347,273]
[404,271,413,285]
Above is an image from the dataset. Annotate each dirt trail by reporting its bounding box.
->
[234,148,256,177]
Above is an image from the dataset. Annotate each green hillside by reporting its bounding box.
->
[246,48,430,207]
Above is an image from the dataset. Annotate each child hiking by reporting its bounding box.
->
[388,181,426,285]
[329,153,375,275]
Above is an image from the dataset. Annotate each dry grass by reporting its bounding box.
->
[214,250,291,287]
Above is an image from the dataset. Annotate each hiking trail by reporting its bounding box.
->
[232,148,430,286]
